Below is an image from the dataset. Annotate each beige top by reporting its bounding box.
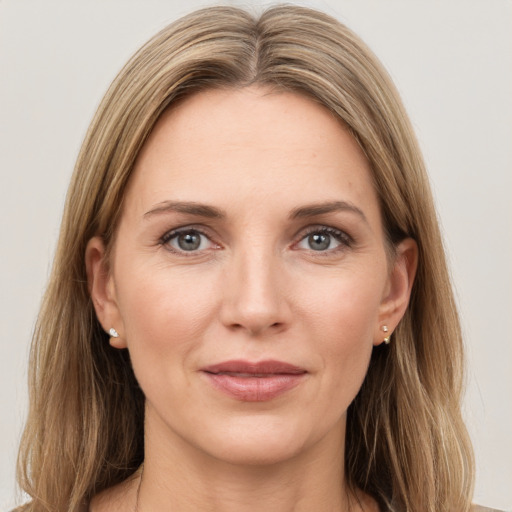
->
[11,502,507,511]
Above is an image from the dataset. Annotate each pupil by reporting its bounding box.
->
[309,233,330,251]
[178,232,200,251]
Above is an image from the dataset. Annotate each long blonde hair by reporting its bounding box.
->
[17,5,474,511]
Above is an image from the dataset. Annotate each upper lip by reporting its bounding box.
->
[201,359,307,376]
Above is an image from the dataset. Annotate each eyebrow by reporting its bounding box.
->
[144,201,226,219]
[289,201,368,224]
[143,199,368,224]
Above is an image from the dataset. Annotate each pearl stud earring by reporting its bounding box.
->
[382,325,391,344]
[109,328,119,338]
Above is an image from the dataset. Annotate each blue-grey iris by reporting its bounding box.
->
[308,233,330,251]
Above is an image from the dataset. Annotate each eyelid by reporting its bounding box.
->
[293,225,354,252]
[159,225,221,254]
[157,223,353,256]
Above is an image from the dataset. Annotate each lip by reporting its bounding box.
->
[200,359,307,402]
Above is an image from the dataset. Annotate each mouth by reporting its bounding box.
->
[200,360,307,402]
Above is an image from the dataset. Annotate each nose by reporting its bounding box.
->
[219,247,291,337]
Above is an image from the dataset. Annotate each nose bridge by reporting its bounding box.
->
[221,240,288,335]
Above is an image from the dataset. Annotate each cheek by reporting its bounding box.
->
[296,265,384,397]
[299,264,384,342]
[114,261,220,370]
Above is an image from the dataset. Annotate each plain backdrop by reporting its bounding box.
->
[1,0,511,510]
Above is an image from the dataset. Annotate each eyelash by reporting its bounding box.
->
[159,225,354,256]
[159,226,217,256]
[295,226,354,254]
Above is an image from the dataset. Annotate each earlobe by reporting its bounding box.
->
[375,238,418,346]
[85,237,127,349]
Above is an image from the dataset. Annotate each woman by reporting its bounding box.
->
[15,5,495,512]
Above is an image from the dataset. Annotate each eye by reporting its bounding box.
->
[161,228,216,253]
[295,227,352,252]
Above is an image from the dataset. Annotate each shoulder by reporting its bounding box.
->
[471,505,507,512]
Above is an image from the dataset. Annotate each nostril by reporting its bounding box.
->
[227,320,285,336]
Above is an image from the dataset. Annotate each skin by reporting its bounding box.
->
[87,86,417,512]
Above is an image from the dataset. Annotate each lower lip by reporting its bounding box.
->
[203,373,306,402]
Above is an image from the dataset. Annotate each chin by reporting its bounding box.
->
[210,439,304,467]
[193,415,329,467]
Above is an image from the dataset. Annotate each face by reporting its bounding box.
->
[87,87,415,467]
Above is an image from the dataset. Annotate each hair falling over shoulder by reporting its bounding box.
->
[17,5,474,512]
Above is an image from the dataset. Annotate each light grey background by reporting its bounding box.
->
[1,0,511,510]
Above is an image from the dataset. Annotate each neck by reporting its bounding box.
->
[133,406,373,512]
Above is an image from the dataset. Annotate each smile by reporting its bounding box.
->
[201,360,307,402]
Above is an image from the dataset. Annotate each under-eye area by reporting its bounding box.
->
[160,226,220,254]
[293,225,354,254]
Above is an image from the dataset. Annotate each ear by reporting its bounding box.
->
[85,236,127,349]
[374,238,418,346]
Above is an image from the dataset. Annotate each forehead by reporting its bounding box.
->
[124,86,380,224]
